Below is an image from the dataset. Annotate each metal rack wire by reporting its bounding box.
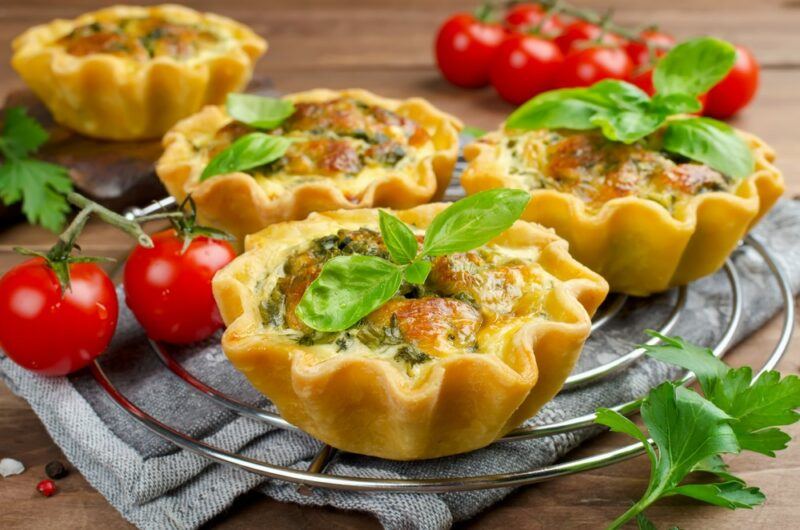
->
[91,216,794,492]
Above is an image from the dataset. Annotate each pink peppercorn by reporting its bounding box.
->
[36,479,57,497]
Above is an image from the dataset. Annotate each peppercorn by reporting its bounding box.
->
[36,479,57,497]
[45,460,68,479]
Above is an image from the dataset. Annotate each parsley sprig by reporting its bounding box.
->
[597,332,800,529]
[296,189,530,331]
[0,107,73,231]
[507,37,755,179]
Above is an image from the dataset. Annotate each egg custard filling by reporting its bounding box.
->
[56,16,232,61]
[203,97,434,201]
[495,129,736,213]
[256,226,553,375]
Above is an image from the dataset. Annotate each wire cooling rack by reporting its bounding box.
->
[90,196,795,493]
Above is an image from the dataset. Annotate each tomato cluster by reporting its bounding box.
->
[434,3,759,116]
[0,228,235,376]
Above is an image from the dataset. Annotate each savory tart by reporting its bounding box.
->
[11,5,266,140]
[462,127,784,295]
[213,204,608,459]
[157,89,462,242]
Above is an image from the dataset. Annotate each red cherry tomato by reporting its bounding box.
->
[555,46,633,88]
[504,3,564,37]
[0,259,118,376]
[554,21,624,54]
[630,68,656,95]
[704,45,759,119]
[625,29,675,68]
[631,69,707,113]
[435,13,506,88]
[490,34,564,104]
[123,230,235,344]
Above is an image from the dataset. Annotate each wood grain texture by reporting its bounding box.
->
[0,1,798,528]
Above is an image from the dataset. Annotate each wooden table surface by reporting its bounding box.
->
[1,1,799,528]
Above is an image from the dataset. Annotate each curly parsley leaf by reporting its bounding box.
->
[667,481,765,510]
[707,368,800,456]
[0,107,73,232]
[602,334,800,528]
[643,331,800,456]
[641,331,728,390]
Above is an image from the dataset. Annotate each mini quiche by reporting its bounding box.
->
[11,5,265,140]
[462,127,783,295]
[157,89,462,242]
[213,204,608,460]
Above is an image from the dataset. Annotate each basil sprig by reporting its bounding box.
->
[296,189,530,332]
[200,94,296,181]
[506,37,755,178]
[200,133,292,181]
[226,93,295,129]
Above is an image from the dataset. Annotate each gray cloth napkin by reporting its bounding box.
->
[2,187,799,529]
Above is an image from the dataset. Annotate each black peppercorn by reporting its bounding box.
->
[45,460,68,479]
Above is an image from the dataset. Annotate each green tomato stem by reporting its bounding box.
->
[66,192,154,249]
[524,0,670,48]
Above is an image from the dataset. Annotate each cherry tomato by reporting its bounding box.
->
[630,68,655,94]
[504,3,564,37]
[631,69,707,113]
[554,21,624,54]
[704,45,759,119]
[555,46,633,88]
[435,13,506,88]
[0,259,118,376]
[490,34,564,104]
[625,29,675,68]
[123,230,235,344]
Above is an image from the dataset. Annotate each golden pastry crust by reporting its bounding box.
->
[12,4,266,140]
[213,204,608,460]
[462,128,784,296]
[157,88,462,242]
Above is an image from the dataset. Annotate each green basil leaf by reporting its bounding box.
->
[591,110,666,144]
[200,133,291,181]
[662,118,755,178]
[422,189,529,257]
[462,125,487,138]
[226,93,295,129]
[404,260,431,285]
[650,93,703,115]
[654,37,736,97]
[588,79,651,110]
[296,255,403,332]
[506,88,613,131]
[378,210,418,264]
